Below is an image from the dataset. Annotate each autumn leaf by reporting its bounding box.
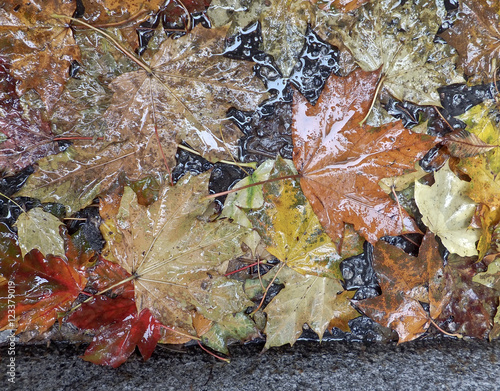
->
[260,265,358,349]
[415,160,480,257]
[0,0,80,112]
[244,157,361,278]
[443,129,498,159]
[440,0,500,83]
[354,238,430,343]
[201,312,260,354]
[431,253,498,339]
[0,59,62,175]
[0,236,87,334]
[80,307,162,368]
[458,155,500,259]
[456,100,500,173]
[335,0,463,108]
[106,172,253,335]
[14,208,64,258]
[16,24,267,214]
[292,67,435,245]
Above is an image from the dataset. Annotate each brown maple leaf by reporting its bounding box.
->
[440,0,500,83]
[16,24,266,214]
[292,67,435,245]
[0,0,80,113]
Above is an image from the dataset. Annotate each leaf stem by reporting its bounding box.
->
[203,174,301,200]
[359,75,385,126]
[177,144,257,169]
[250,262,285,316]
[51,14,153,75]
[197,340,230,363]
[0,192,26,212]
[428,317,463,339]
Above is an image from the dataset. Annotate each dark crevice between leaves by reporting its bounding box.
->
[341,241,381,301]
[66,201,104,253]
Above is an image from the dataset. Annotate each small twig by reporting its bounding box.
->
[250,262,285,316]
[0,191,26,213]
[428,317,463,339]
[52,15,153,75]
[177,144,257,169]
[197,341,230,363]
[63,217,87,221]
[433,106,454,131]
[359,75,385,126]
[72,10,149,29]
[203,174,300,200]
[390,185,405,231]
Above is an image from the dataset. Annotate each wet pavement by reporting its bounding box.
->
[1,338,499,390]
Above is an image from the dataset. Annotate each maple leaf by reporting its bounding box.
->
[414,160,480,257]
[257,265,358,349]
[0,0,80,112]
[201,312,260,354]
[14,208,65,258]
[16,24,266,215]
[335,0,464,108]
[80,307,163,368]
[458,155,500,259]
[106,172,253,335]
[0,235,87,335]
[67,259,162,367]
[243,157,362,278]
[440,0,500,83]
[0,59,62,175]
[292,67,435,245]
[354,237,431,343]
[430,253,498,339]
[456,100,500,173]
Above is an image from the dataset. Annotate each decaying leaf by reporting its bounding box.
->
[14,208,64,258]
[354,238,430,343]
[335,0,463,108]
[0,59,62,175]
[311,0,369,13]
[0,0,80,112]
[293,67,435,245]
[415,160,480,257]
[16,24,266,214]
[262,265,356,349]
[107,172,253,335]
[440,0,500,83]
[444,129,498,159]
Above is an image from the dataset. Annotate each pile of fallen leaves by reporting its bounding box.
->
[1,0,500,367]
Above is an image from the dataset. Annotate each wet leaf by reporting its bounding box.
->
[263,265,356,349]
[16,24,266,214]
[440,0,500,83]
[311,0,369,13]
[80,308,162,368]
[14,208,64,258]
[107,173,253,335]
[201,312,260,354]
[0,238,87,334]
[245,157,354,278]
[443,129,498,158]
[456,100,500,173]
[415,160,480,257]
[354,238,430,343]
[0,0,80,112]
[0,59,62,175]
[473,255,500,291]
[335,0,463,107]
[431,254,497,339]
[293,67,435,245]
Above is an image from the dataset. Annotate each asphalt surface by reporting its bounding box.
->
[1,338,499,391]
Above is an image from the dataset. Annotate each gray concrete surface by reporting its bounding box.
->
[1,338,499,390]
